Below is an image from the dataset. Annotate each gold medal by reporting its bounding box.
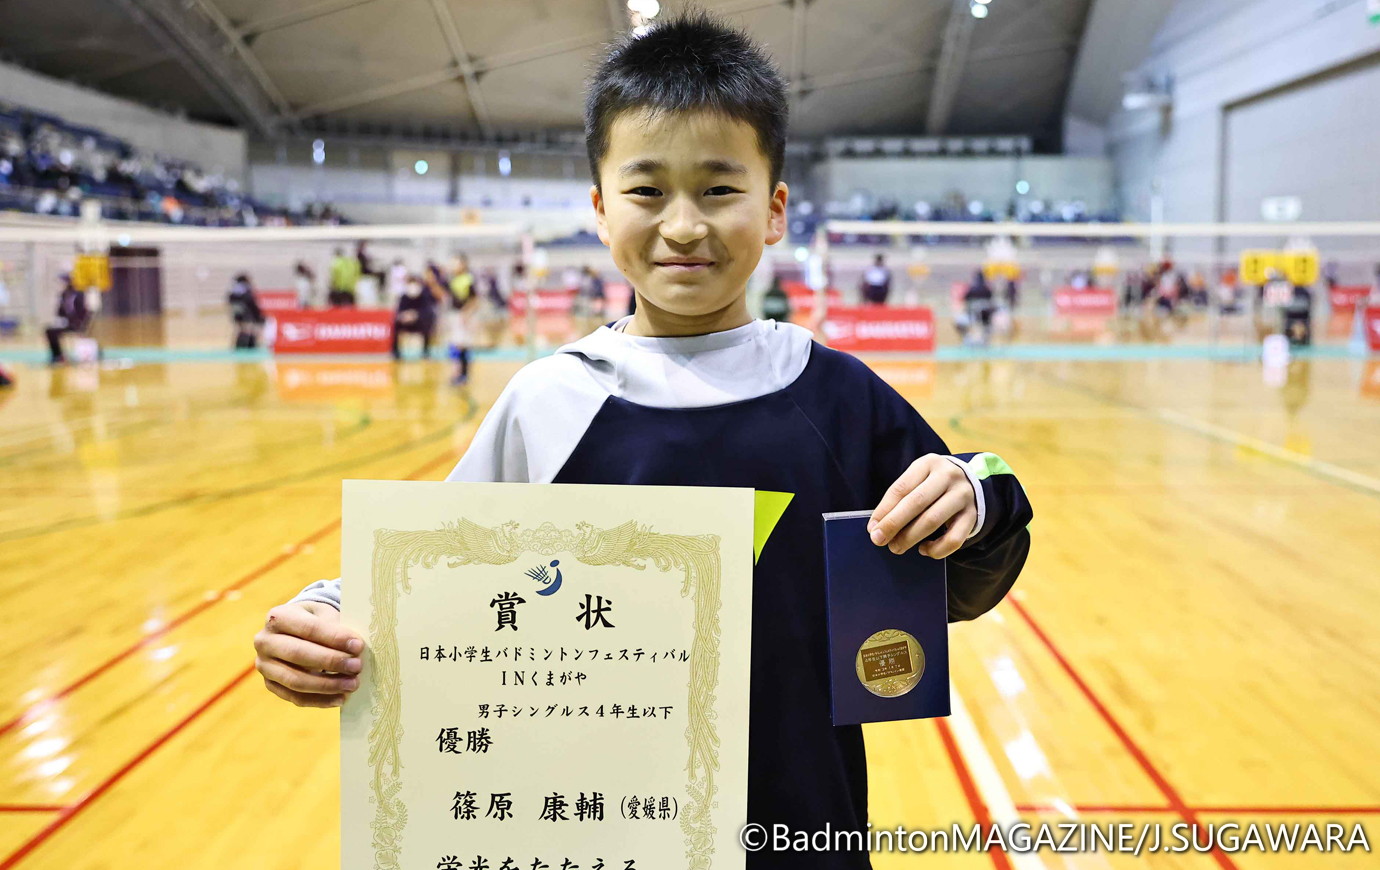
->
[855,629,924,698]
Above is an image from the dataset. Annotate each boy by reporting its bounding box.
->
[254,13,1031,868]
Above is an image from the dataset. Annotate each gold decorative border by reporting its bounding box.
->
[365,519,725,869]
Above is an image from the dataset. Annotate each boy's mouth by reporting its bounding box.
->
[654,257,715,272]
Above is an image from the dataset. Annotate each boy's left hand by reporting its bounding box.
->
[868,454,977,559]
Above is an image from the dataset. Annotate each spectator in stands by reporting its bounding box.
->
[228,273,266,349]
[329,247,360,307]
[44,273,89,365]
[294,260,316,309]
[860,254,892,305]
[392,274,437,361]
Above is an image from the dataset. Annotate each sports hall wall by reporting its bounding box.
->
[1110,0,1380,224]
[0,58,248,183]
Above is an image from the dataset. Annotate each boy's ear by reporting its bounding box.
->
[765,181,789,246]
[591,185,611,248]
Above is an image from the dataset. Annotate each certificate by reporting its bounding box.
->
[340,481,755,870]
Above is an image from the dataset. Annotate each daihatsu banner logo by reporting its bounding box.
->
[271,310,395,353]
[314,322,390,341]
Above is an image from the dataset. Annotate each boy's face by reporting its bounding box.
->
[592,109,787,321]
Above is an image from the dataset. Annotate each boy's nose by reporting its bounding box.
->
[659,201,709,245]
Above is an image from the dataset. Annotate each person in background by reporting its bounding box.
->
[293,260,316,309]
[391,274,437,361]
[447,255,476,385]
[386,258,408,307]
[860,253,891,305]
[574,265,607,334]
[44,273,89,365]
[761,274,791,323]
[328,247,360,307]
[1283,278,1313,347]
[1322,261,1339,292]
[963,269,995,346]
[483,267,506,311]
[228,273,266,349]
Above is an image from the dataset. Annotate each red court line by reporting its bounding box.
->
[0,446,460,741]
[0,518,338,741]
[1007,598,1239,870]
[935,717,1014,870]
[0,806,70,813]
[0,665,256,870]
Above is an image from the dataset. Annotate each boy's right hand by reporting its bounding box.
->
[254,601,364,708]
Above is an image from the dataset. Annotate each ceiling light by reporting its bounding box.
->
[970,3,989,18]
[414,160,429,175]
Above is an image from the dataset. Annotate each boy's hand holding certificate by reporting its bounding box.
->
[339,481,753,870]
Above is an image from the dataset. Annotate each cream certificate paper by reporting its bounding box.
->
[341,480,755,870]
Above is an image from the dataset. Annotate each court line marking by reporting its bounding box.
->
[0,446,460,740]
[935,715,1016,870]
[0,665,256,870]
[0,416,470,543]
[0,518,338,741]
[1007,596,1240,870]
[1153,406,1380,497]
[0,806,70,813]
[940,688,1048,870]
[1036,370,1380,501]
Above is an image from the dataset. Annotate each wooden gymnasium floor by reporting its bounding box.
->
[1,334,1378,869]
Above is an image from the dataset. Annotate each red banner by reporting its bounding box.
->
[271,309,394,354]
[1367,307,1380,353]
[822,306,935,353]
[256,290,299,313]
[1330,285,1372,314]
[1053,287,1117,317]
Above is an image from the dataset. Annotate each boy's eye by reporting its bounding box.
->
[626,186,661,197]
[705,186,740,196]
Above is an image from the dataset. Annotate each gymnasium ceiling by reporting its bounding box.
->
[0,0,1106,145]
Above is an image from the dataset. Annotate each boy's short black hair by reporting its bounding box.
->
[584,10,788,189]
